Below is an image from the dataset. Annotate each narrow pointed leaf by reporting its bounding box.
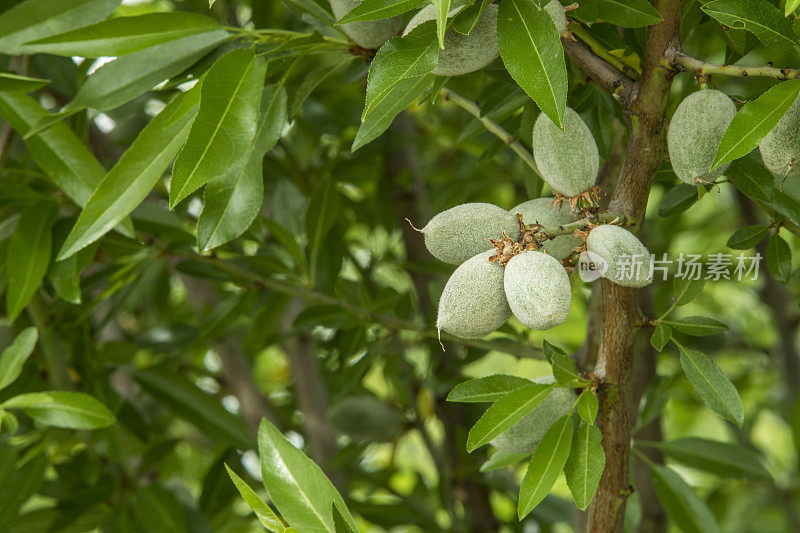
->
[59,87,201,260]
[434,0,451,48]
[576,389,598,425]
[498,0,566,128]
[24,12,219,57]
[564,422,604,510]
[650,324,672,351]
[767,233,792,283]
[518,415,574,518]
[650,463,720,533]
[679,346,744,426]
[725,157,773,202]
[702,0,796,49]
[0,328,38,391]
[6,202,58,321]
[337,0,425,24]
[639,438,771,481]
[170,49,266,207]
[363,22,437,120]
[225,464,287,532]
[69,29,230,111]
[727,225,768,250]
[588,0,662,27]
[672,276,705,306]
[0,73,49,93]
[258,419,357,533]
[1,391,115,429]
[664,316,728,336]
[467,383,553,452]
[712,80,800,169]
[0,0,119,55]
[551,352,581,385]
[447,374,531,403]
[353,74,434,151]
[198,84,287,251]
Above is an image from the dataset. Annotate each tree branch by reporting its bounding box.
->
[589,1,683,531]
[562,35,635,106]
[672,52,800,80]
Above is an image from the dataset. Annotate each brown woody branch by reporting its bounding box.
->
[562,35,636,106]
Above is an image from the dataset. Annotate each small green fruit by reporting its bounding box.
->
[512,198,580,259]
[667,89,736,185]
[330,0,403,49]
[492,376,574,454]
[404,4,499,76]
[437,250,511,339]
[586,224,652,288]
[544,0,567,35]
[532,107,599,197]
[504,251,571,330]
[328,395,403,442]
[422,202,520,265]
[760,94,800,178]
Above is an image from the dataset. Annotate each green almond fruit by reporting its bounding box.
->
[760,93,800,178]
[532,107,599,197]
[437,250,511,339]
[404,4,499,76]
[512,197,580,259]
[491,376,574,454]
[544,0,568,35]
[330,0,404,49]
[586,224,653,288]
[667,89,736,185]
[504,251,571,330]
[327,395,403,442]
[422,202,520,265]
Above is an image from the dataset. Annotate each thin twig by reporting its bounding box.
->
[672,52,800,79]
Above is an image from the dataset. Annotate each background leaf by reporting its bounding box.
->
[650,463,720,533]
[1,391,115,429]
[679,346,744,426]
[0,327,38,391]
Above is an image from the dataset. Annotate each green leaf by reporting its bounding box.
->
[551,352,581,385]
[787,0,800,16]
[447,374,531,403]
[170,48,266,208]
[258,418,357,533]
[337,0,425,24]
[542,339,566,363]
[702,0,796,49]
[453,0,491,35]
[576,389,598,425]
[767,232,792,283]
[58,86,201,260]
[664,316,728,336]
[6,201,58,321]
[225,464,287,532]
[679,346,744,426]
[0,93,125,214]
[306,179,342,283]
[658,183,699,217]
[650,324,672,352]
[480,449,530,472]
[672,276,705,306]
[198,84,287,251]
[0,327,38,391]
[650,463,720,533]
[518,415,574,519]
[433,0,451,48]
[639,438,771,481]
[586,0,663,27]
[0,451,47,528]
[69,29,230,112]
[466,383,553,452]
[332,503,355,533]
[712,80,800,169]
[353,74,434,151]
[132,484,187,533]
[1,391,115,429]
[725,157,773,202]
[363,21,437,120]
[771,189,800,226]
[727,225,768,250]
[498,0,567,128]
[0,73,49,93]
[23,12,219,57]
[0,0,119,55]
[564,422,604,510]
[132,367,254,449]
